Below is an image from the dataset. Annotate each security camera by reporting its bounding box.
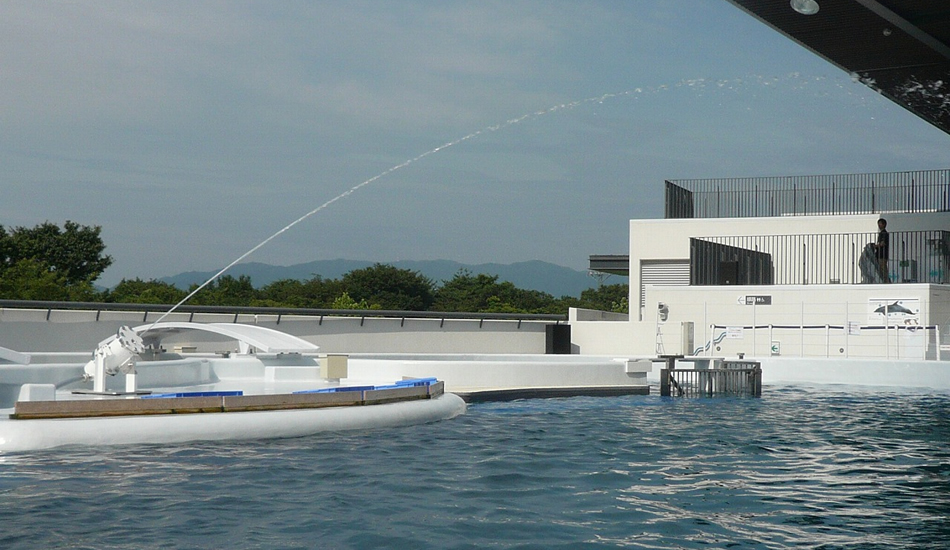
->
[657,302,669,322]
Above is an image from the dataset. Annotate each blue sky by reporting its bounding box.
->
[2,1,948,287]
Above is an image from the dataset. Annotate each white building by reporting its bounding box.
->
[573,169,950,362]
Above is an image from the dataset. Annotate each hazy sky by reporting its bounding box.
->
[2,1,949,287]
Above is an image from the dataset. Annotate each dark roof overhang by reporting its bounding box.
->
[589,255,630,277]
[726,0,950,135]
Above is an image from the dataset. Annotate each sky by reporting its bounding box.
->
[2,1,949,287]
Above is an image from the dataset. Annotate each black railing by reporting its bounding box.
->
[690,230,950,286]
[0,300,567,324]
[660,362,762,397]
[666,169,950,219]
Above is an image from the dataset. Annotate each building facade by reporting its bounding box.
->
[574,169,950,360]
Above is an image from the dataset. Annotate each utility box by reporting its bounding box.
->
[321,354,348,381]
[900,259,918,283]
[681,321,694,356]
[719,261,738,285]
[545,324,572,354]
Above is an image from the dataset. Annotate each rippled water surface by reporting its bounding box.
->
[2,385,949,549]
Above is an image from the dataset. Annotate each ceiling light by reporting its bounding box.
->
[790,0,819,15]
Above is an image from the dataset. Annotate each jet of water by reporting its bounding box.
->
[142,74,833,332]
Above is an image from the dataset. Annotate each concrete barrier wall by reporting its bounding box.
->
[568,283,948,359]
[346,355,649,392]
[644,283,941,360]
[0,308,552,354]
[568,316,653,356]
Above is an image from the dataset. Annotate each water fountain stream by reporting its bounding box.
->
[143,73,876,331]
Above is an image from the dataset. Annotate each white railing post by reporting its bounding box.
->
[752,300,758,357]
[800,301,805,357]
[938,325,942,361]
[885,303,890,359]
[825,324,830,357]
[703,301,708,357]
[845,301,850,358]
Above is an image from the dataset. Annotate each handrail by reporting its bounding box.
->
[666,169,950,219]
[0,300,567,323]
[659,360,762,397]
[691,230,950,285]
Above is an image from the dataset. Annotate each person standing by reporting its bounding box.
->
[874,218,890,283]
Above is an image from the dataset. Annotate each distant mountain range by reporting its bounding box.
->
[159,259,619,298]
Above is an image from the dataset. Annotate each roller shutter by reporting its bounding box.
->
[640,260,690,307]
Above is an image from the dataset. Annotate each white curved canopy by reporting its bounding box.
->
[100,322,320,354]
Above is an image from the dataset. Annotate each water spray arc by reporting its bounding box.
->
[142,74,831,333]
[143,91,637,332]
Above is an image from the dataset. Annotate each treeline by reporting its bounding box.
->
[0,221,110,301]
[0,222,628,314]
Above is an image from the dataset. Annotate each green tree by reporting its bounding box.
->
[189,275,257,306]
[106,278,188,304]
[300,276,345,308]
[341,264,434,311]
[0,226,11,269]
[257,278,307,308]
[432,270,559,313]
[330,291,380,310]
[579,283,629,313]
[483,295,523,313]
[1,221,112,285]
[0,258,97,301]
[431,270,494,312]
[258,276,345,308]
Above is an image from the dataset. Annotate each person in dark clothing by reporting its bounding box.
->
[874,218,890,282]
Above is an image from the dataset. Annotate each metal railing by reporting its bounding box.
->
[660,361,762,397]
[652,297,946,361]
[666,169,950,219]
[700,324,943,361]
[690,230,950,286]
[0,300,567,325]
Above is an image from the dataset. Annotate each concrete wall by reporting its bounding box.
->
[0,307,554,354]
[572,282,948,359]
[758,356,950,389]
[636,356,950,391]
[346,354,650,393]
[568,308,652,356]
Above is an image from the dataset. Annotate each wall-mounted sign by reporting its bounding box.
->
[867,298,919,324]
[744,295,772,305]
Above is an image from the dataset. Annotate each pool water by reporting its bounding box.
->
[1,385,948,549]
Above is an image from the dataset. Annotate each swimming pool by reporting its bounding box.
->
[1,385,947,549]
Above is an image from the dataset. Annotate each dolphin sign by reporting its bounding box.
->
[873,301,915,316]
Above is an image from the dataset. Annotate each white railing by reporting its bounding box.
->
[652,298,948,361]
